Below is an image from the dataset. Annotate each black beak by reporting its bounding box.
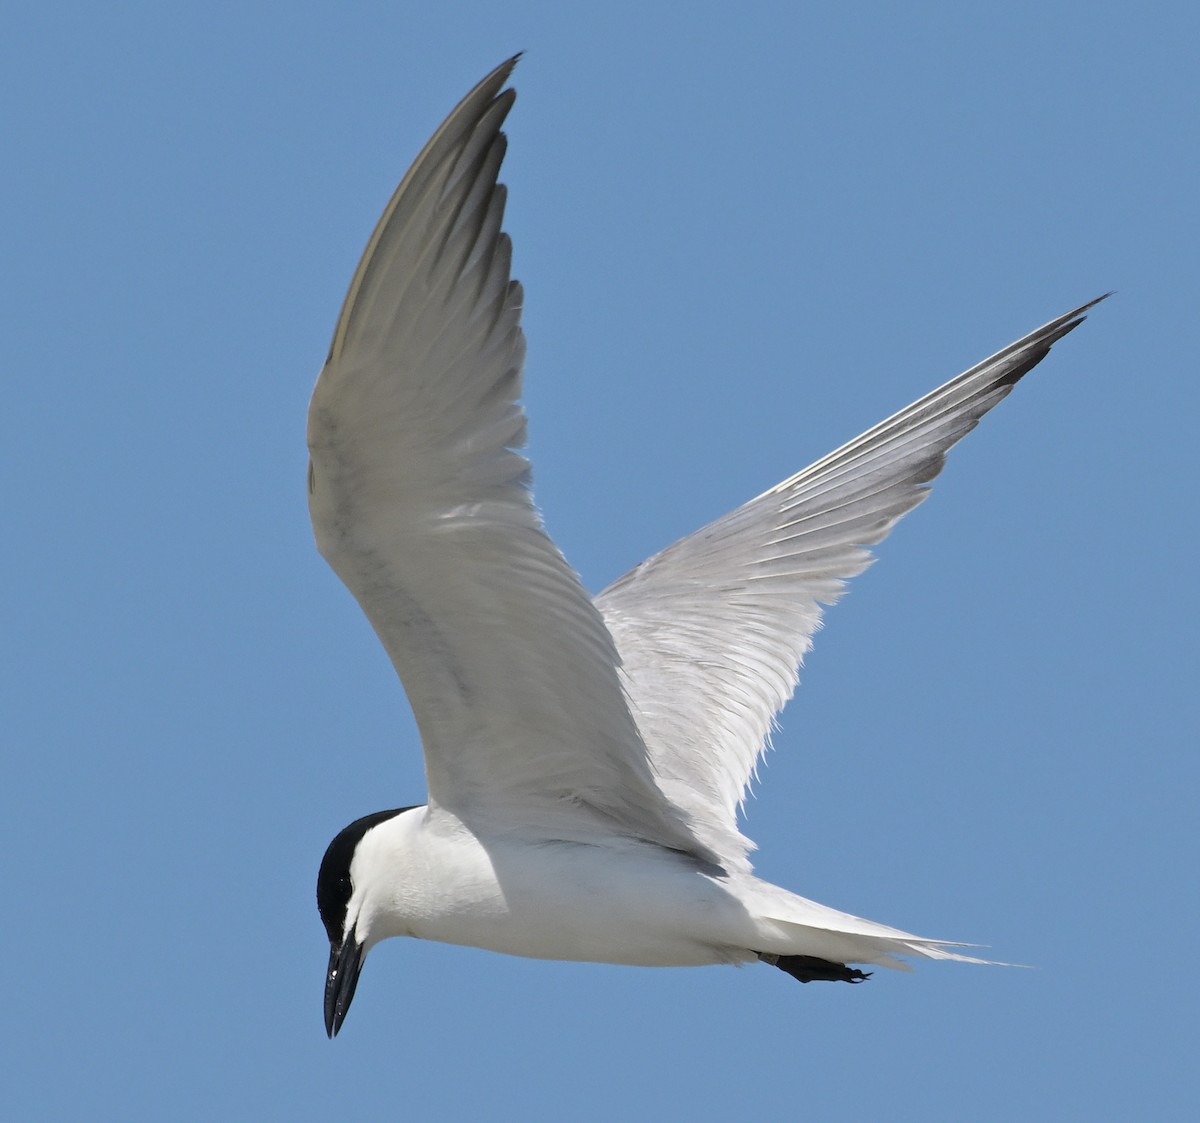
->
[324,936,365,1038]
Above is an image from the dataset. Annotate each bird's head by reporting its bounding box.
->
[316,807,414,1037]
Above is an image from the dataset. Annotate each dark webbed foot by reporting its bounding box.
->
[757,952,872,984]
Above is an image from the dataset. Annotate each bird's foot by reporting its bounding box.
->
[757,952,872,984]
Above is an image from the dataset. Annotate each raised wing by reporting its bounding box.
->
[307,58,703,855]
[597,297,1105,869]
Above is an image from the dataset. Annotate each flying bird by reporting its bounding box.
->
[308,55,1103,1037]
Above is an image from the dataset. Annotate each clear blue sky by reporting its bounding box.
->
[4,2,1197,1120]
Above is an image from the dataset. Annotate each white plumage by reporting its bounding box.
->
[309,56,1102,1035]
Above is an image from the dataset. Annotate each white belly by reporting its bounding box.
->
[375,820,758,967]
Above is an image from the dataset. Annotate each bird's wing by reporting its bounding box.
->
[596,297,1105,869]
[307,58,704,856]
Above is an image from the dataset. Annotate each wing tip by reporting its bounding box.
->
[995,291,1111,389]
[484,52,523,92]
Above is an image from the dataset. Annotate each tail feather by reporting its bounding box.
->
[902,941,1025,968]
[747,881,1011,970]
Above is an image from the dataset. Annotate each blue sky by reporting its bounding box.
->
[4,2,1197,1119]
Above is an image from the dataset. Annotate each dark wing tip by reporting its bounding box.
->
[485,52,523,90]
[995,343,1055,388]
[994,292,1111,389]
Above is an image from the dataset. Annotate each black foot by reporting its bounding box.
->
[758,953,872,984]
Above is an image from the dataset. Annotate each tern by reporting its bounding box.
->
[309,56,1102,1037]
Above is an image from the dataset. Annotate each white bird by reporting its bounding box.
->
[309,55,1103,1037]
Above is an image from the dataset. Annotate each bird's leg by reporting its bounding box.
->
[756,952,872,984]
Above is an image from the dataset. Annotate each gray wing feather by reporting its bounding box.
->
[597,297,1105,868]
[308,58,705,855]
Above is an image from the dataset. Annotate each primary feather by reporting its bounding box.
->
[307,57,704,856]
[598,298,1103,869]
